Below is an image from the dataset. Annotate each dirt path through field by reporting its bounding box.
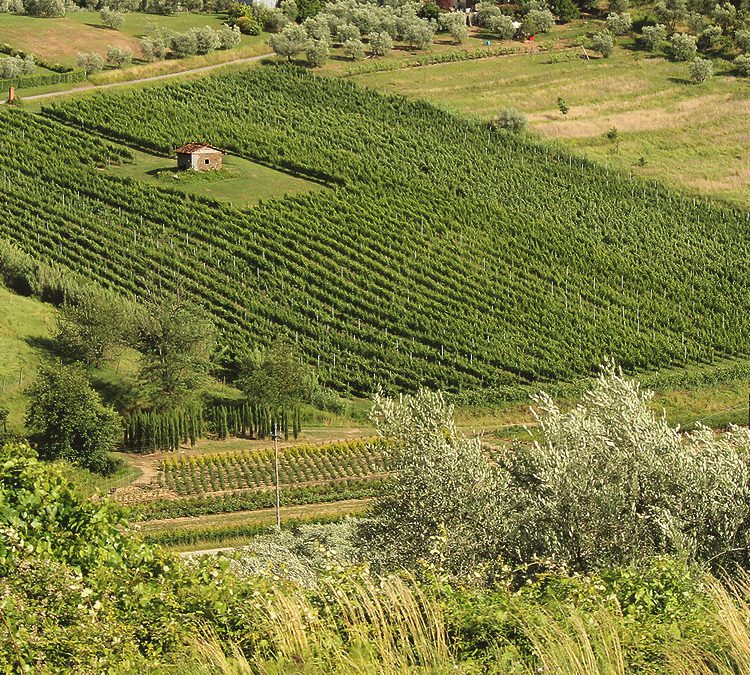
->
[0,52,274,105]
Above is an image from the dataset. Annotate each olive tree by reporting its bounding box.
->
[654,0,686,32]
[269,24,308,61]
[521,8,555,34]
[77,52,105,75]
[106,45,133,67]
[439,12,468,44]
[402,17,435,49]
[735,53,750,75]
[591,29,615,57]
[492,108,527,132]
[641,23,667,51]
[100,7,124,29]
[367,30,393,56]
[606,11,632,35]
[486,14,516,39]
[670,32,697,60]
[305,37,329,66]
[690,56,713,82]
[342,37,366,59]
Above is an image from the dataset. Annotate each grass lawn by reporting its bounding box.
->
[107,149,325,208]
[0,11,268,69]
[353,36,750,209]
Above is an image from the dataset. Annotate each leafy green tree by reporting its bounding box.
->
[100,7,124,29]
[236,341,314,409]
[655,0,687,32]
[712,1,736,30]
[55,288,129,368]
[336,22,361,43]
[592,29,615,57]
[133,295,217,410]
[402,17,435,49]
[280,0,298,20]
[25,363,120,474]
[439,12,469,44]
[610,0,628,12]
[553,0,579,22]
[671,32,698,60]
[171,31,199,57]
[194,25,221,53]
[690,56,713,82]
[641,23,667,50]
[698,24,722,50]
[218,23,242,47]
[140,35,168,61]
[24,0,65,16]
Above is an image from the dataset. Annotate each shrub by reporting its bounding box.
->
[606,12,632,35]
[641,23,667,51]
[492,108,527,132]
[193,25,221,54]
[77,52,104,75]
[99,7,124,30]
[690,56,713,82]
[368,31,393,57]
[610,0,628,11]
[552,0,579,23]
[486,14,516,39]
[171,30,199,57]
[106,45,132,68]
[439,12,468,44]
[734,53,750,75]
[591,29,615,57]
[521,8,555,34]
[24,0,65,16]
[735,28,750,53]
[218,23,242,47]
[265,8,289,31]
[140,36,167,61]
[698,24,722,50]
[235,15,261,35]
[671,32,697,60]
[343,38,366,60]
[25,363,120,474]
[280,0,297,20]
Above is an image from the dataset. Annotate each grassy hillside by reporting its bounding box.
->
[3,68,750,400]
[0,286,55,429]
[352,43,750,209]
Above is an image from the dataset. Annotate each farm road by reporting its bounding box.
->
[0,52,274,104]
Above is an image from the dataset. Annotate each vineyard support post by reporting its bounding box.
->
[273,424,281,530]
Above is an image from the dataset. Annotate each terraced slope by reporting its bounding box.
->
[2,68,750,400]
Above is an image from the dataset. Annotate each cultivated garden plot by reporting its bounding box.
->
[158,439,385,496]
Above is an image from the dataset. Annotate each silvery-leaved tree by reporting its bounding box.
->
[356,389,504,579]
[360,364,750,580]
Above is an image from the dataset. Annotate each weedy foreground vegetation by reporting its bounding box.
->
[7,368,750,672]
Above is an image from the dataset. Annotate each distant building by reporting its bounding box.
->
[175,143,224,172]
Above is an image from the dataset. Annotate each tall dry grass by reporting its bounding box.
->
[181,572,750,674]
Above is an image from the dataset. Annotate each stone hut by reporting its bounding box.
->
[175,143,224,172]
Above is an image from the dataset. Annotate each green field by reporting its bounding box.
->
[0,11,265,68]
[353,40,750,209]
[107,149,324,208]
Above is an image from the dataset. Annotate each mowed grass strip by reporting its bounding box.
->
[107,149,324,208]
[353,43,750,208]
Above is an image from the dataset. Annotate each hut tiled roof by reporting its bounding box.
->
[174,143,223,154]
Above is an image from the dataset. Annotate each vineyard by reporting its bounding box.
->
[158,439,385,496]
[2,67,750,398]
